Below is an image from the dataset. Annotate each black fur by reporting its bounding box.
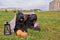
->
[25,14,40,31]
[14,12,40,33]
[14,12,27,32]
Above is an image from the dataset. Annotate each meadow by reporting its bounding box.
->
[0,11,60,40]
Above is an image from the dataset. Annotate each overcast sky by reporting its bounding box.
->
[0,0,53,11]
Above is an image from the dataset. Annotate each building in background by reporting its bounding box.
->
[49,0,60,11]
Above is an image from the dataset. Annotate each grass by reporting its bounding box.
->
[0,11,60,40]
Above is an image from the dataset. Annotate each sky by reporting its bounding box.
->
[0,0,53,11]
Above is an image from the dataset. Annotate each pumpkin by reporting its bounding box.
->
[16,30,23,36]
[20,32,28,37]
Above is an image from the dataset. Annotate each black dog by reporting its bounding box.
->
[14,12,40,33]
[14,12,27,33]
[24,14,40,31]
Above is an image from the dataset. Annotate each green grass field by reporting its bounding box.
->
[0,11,60,40]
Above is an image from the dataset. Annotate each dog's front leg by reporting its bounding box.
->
[33,21,40,32]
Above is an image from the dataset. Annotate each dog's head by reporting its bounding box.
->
[16,12,24,22]
[28,14,37,23]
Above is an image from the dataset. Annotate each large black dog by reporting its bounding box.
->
[14,12,40,33]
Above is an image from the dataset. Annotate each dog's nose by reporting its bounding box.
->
[21,19,23,20]
[19,19,23,21]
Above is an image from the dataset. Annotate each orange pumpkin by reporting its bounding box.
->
[20,32,28,37]
[16,30,23,36]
